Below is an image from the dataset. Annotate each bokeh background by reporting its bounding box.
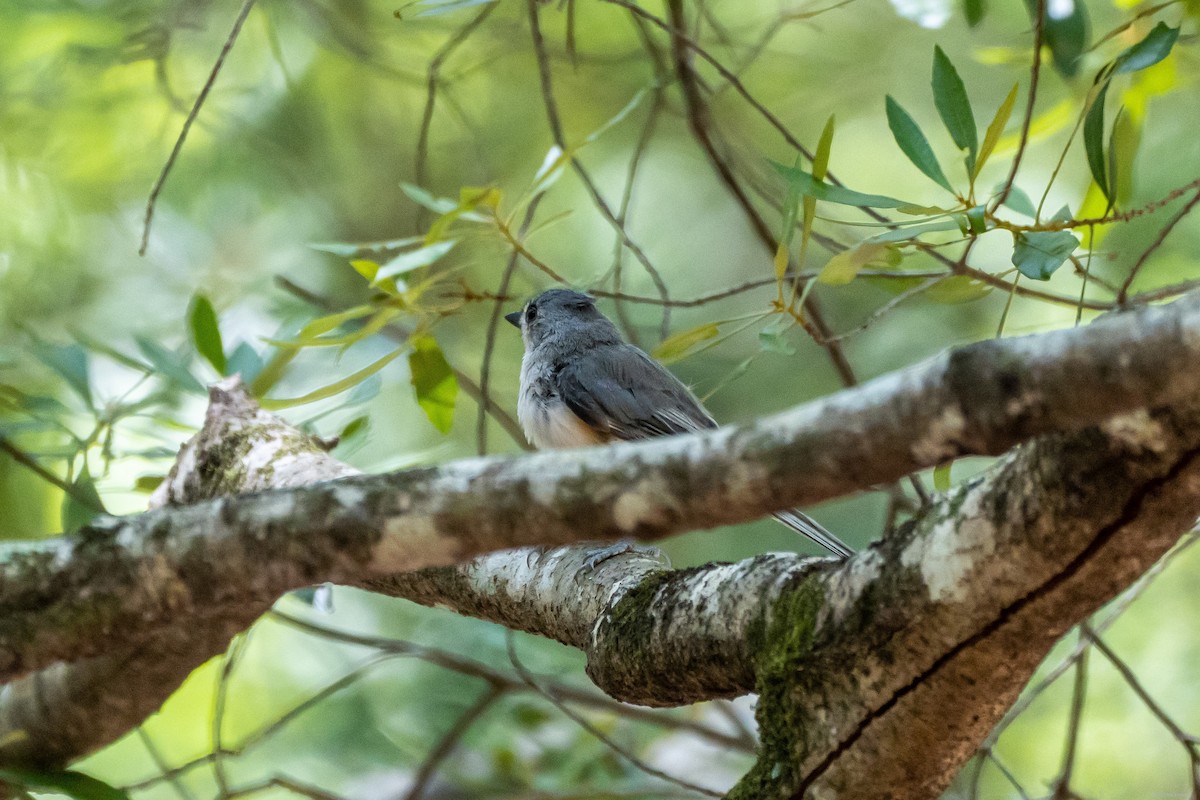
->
[1,0,1198,797]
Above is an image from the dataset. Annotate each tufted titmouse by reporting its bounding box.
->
[505,288,854,560]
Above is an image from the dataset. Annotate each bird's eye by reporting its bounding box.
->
[526,304,538,321]
[573,301,591,311]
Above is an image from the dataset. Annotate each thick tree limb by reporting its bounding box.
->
[2,292,1200,778]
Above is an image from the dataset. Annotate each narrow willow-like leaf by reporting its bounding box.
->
[375,240,458,282]
[189,295,226,375]
[261,347,405,409]
[1113,22,1179,74]
[1083,82,1111,201]
[964,0,985,26]
[1027,0,1090,77]
[772,163,916,209]
[136,338,205,394]
[30,340,92,409]
[61,466,106,534]
[864,219,963,244]
[409,335,458,433]
[885,96,955,194]
[819,243,892,285]
[932,47,978,174]
[0,768,131,800]
[972,83,1018,180]
[652,323,720,363]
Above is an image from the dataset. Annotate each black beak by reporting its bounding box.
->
[504,311,522,328]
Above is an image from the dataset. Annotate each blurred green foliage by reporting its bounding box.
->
[1,0,1199,796]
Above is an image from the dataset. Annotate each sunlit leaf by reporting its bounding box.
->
[133,475,164,493]
[262,308,401,349]
[772,163,917,209]
[885,96,955,193]
[0,767,130,800]
[1083,82,1111,201]
[933,461,953,491]
[1113,22,1179,74]
[189,295,226,375]
[819,243,893,285]
[652,323,721,363]
[30,340,92,409]
[375,240,458,283]
[401,183,458,213]
[932,47,977,174]
[61,466,105,534]
[408,335,458,434]
[1011,229,1079,280]
[973,83,1018,180]
[261,347,405,410]
[309,237,424,257]
[1109,106,1139,206]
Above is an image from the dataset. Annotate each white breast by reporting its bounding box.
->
[517,350,605,449]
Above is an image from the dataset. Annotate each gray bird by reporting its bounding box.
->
[505,288,854,560]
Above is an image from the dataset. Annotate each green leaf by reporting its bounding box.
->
[772,163,917,210]
[309,236,424,257]
[226,342,264,384]
[61,467,105,533]
[408,335,458,434]
[136,337,205,395]
[926,275,992,303]
[1109,106,1139,206]
[885,96,955,194]
[932,47,978,174]
[777,153,804,281]
[863,218,964,244]
[396,0,497,19]
[819,243,893,285]
[973,83,1018,180]
[374,240,458,283]
[1027,0,1089,77]
[189,296,226,375]
[965,205,988,234]
[133,475,164,493]
[261,347,405,410]
[933,461,953,492]
[758,317,796,355]
[400,183,458,213]
[1083,82,1111,201]
[30,340,92,409]
[964,0,986,27]
[999,184,1038,217]
[1113,22,1179,74]
[0,767,131,800]
[1011,229,1079,280]
[652,323,721,363]
[338,415,370,444]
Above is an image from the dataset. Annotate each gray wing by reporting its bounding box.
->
[556,345,716,441]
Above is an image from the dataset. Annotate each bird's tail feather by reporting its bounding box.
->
[772,509,855,560]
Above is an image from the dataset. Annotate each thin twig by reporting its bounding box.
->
[1051,641,1089,799]
[414,3,498,228]
[477,195,545,454]
[993,0,1044,211]
[505,633,723,798]
[0,436,104,513]
[1118,187,1200,303]
[527,0,673,339]
[140,0,258,256]
[402,685,505,800]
